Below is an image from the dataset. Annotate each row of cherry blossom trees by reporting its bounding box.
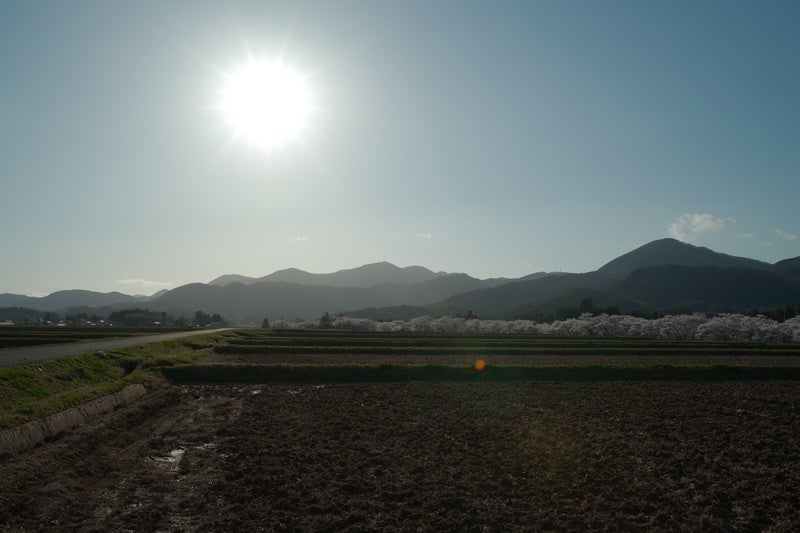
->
[293,313,800,343]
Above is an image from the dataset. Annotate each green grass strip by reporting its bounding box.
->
[0,333,226,429]
[214,345,800,356]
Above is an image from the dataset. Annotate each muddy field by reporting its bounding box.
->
[1,381,799,531]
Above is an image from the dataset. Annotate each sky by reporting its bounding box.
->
[1,1,798,296]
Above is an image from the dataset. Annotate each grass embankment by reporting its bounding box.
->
[0,326,190,349]
[0,332,227,429]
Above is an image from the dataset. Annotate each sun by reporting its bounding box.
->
[220,58,312,150]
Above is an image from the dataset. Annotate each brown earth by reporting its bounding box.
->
[1,381,799,531]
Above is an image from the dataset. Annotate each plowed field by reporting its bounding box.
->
[2,381,799,531]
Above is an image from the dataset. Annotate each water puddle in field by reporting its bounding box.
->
[151,441,220,466]
[152,448,186,464]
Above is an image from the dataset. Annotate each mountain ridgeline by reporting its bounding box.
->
[208,262,448,288]
[3,239,800,324]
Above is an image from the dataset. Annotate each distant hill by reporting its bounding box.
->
[508,285,641,314]
[597,238,770,275]
[613,265,800,312]
[147,272,517,323]
[5,239,799,323]
[339,305,430,321]
[148,281,393,324]
[207,274,259,286]
[423,272,616,319]
[771,257,800,284]
[0,307,47,323]
[369,274,490,305]
[0,294,31,309]
[209,262,445,288]
[0,290,151,313]
[348,240,800,320]
[0,267,512,322]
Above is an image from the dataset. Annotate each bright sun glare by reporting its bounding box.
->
[220,59,312,150]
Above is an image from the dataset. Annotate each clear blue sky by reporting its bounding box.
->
[1,1,798,295]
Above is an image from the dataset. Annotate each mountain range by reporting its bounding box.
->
[2,238,799,324]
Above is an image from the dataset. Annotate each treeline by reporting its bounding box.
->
[516,299,622,323]
[0,308,227,327]
[744,304,800,322]
[107,309,226,327]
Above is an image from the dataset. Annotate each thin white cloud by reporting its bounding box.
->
[294,236,309,242]
[756,228,798,247]
[397,231,433,240]
[667,213,734,242]
[117,279,173,289]
[774,229,799,241]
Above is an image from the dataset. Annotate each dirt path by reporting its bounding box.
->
[0,329,231,368]
[1,381,798,530]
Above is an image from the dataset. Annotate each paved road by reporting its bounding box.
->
[0,329,232,368]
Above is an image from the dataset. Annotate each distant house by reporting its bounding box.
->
[0,320,14,326]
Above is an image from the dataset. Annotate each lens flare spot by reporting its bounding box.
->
[474,359,487,372]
